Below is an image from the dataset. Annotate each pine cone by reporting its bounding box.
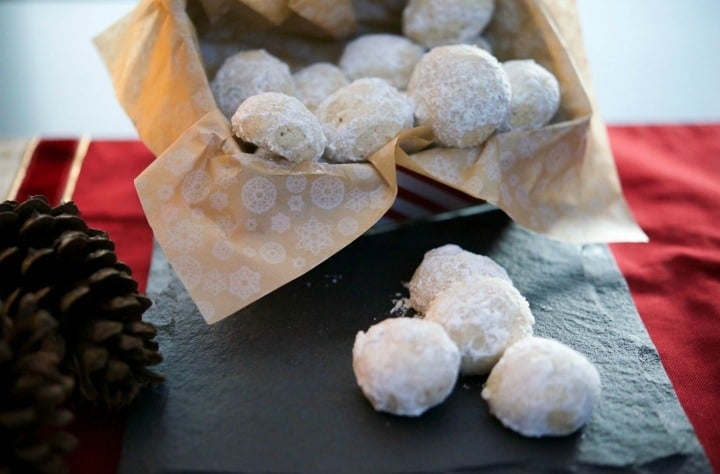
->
[0,196,163,411]
[0,293,76,474]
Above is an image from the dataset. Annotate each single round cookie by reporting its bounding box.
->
[408,244,511,315]
[407,45,511,148]
[352,317,461,416]
[425,276,534,375]
[231,92,327,163]
[211,49,295,119]
[402,0,495,48]
[316,78,414,162]
[339,34,425,90]
[482,336,602,437]
[500,59,561,132]
[292,62,349,112]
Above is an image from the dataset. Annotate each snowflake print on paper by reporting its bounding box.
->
[466,175,485,195]
[295,217,334,255]
[368,186,392,209]
[241,176,277,214]
[195,301,215,321]
[212,240,234,261]
[271,212,290,234]
[165,148,196,177]
[310,176,345,210]
[344,188,369,212]
[165,219,203,254]
[484,157,500,182]
[172,255,203,289]
[292,256,306,269]
[157,185,173,202]
[229,266,261,300]
[499,149,517,171]
[215,164,239,189]
[244,218,258,232]
[210,191,229,210]
[545,142,571,174]
[161,206,180,223]
[259,242,287,264]
[288,195,304,212]
[286,175,307,193]
[515,185,531,209]
[217,215,238,237]
[517,136,538,158]
[202,268,228,296]
[182,169,212,204]
[426,157,462,185]
[190,208,205,220]
[338,217,359,236]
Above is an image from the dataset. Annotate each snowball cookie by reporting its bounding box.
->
[231,92,327,163]
[316,78,414,162]
[482,336,602,437]
[408,244,511,315]
[407,45,511,148]
[211,49,295,119]
[500,59,561,132]
[352,317,461,416]
[292,62,349,112]
[425,276,534,375]
[402,0,495,48]
[338,34,425,90]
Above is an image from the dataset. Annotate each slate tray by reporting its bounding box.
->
[119,205,710,473]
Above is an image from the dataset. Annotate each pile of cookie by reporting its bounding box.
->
[352,244,602,438]
[210,0,561,164]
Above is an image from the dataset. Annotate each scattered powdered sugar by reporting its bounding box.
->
[389,294,413,317]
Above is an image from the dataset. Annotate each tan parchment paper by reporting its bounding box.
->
[96,0,646,323]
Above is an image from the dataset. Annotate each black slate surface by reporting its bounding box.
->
[119,205,710,473]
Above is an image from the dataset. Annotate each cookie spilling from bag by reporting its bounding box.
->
[209,0,561,165]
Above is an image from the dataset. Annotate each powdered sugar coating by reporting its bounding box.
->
[211,49,295,119]
[408,244,511,315]
[316,78,414,162]
[231,92,327,163]
[292,62,349,112]
[402,0,495,48]
[352,317,461,416]
[425,276,534,375]
[500,59,561,132]
[339,34,425,90]
[407,45,511,148]
[482,336,601,437]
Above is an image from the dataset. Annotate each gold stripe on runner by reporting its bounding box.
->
[5,136,40,201]
[60,135,91,203]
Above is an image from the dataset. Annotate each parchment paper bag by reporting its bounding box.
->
[95,0,646,324]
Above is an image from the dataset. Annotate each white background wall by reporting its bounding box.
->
[0,0,718,138]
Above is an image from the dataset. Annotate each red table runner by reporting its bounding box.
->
[9,124,720,472]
